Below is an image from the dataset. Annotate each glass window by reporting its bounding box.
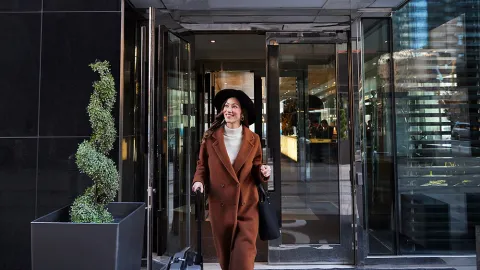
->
[393,0,480,254]
[362,18,396,255]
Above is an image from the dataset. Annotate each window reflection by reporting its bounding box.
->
[393,0,480,254]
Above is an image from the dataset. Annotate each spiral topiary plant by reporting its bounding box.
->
[70,60,119,223]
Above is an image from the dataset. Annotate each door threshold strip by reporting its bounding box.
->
[203,263,353,269]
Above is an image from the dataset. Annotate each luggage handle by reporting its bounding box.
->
[194,189,204,265]
[194,188,204,222]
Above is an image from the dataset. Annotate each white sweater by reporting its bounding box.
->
[224,125,243,164]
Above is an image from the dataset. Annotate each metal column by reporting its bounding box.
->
[147,7,156,270]
[347,29,359,264]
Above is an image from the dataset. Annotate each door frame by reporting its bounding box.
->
[265,29,358,265]
[138,15,197,263]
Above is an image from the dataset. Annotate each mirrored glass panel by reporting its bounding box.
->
[393,0,480,254]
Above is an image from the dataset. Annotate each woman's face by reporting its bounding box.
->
[223,97,242,126]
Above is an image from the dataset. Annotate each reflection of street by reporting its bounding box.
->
[450,139,480,156]
[397,154,480,188]
[396,139,480,252]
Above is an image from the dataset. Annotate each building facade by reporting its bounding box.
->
[1,1,122,269]
[1,0,480,269]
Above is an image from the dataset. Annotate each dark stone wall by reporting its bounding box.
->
[0,1,121,269]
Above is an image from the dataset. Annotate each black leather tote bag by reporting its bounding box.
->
[257,184,281,241]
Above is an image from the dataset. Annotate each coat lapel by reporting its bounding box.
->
[212,128,238,182]
[232,126,255,174]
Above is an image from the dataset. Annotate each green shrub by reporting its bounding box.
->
[339,108,348,139]
[70,60,119,223]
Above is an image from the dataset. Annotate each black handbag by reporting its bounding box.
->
[257,183,281,241]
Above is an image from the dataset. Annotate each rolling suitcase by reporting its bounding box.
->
[167,189,204,270]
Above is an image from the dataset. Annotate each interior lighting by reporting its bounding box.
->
[210,40,216,43]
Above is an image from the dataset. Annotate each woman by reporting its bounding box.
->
[191,89,271,270]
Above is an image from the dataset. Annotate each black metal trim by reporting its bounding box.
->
[266,44,280,214]
[210,73,215,124]
[254,73,263,140]
[156,25,169,256]
[135,20,150,259]
[139,25,147,204]
[195,63,205,145]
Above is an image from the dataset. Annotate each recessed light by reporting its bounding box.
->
[211,40,216,43]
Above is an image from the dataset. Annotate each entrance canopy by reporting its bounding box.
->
[128,0,408,32]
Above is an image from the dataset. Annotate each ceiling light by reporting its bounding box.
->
[210,40,216,43]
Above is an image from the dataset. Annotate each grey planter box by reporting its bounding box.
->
[31,202,145,270]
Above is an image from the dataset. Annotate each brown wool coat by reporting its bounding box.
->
[193,126,268,270]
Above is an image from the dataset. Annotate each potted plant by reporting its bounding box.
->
[31,60,145,270]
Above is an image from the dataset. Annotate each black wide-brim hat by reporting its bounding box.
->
[213,89,255,126]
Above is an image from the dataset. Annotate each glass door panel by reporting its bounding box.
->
[278,44,340,245]
[361,18,396,255]
[164,32,193,255]
[267,32,354,264]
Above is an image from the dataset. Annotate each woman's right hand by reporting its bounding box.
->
[192,182,204,193]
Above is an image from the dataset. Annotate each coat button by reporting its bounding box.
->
[221,184,225,188]
[220,203,224,207]
[241,202,245,206]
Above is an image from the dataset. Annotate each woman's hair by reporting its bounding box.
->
[201,100,249,144]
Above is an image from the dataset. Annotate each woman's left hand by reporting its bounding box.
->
[260,165,271,178]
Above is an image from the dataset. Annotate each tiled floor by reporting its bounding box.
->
[141,259,475,270]
[203,263,353,269]
[200,264,473,270]
[142,264,474,270]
